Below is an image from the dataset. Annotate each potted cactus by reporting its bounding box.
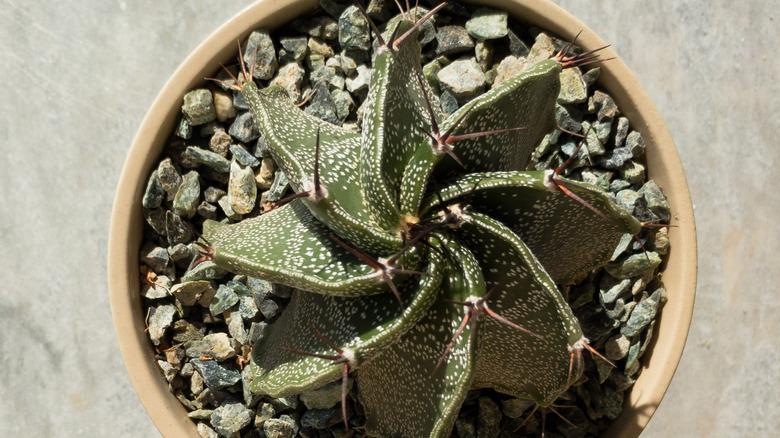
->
[108,0,696,437]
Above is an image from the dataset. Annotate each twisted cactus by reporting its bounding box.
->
[199,6,640,437]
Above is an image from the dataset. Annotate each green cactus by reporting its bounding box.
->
[198,8,640,438]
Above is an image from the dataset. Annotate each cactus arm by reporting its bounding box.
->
[422,170,641,284]
[398,59,561,216]
[249,246,444,397]
[359,20,431,232]
[241,82,402,253]
[357,243,482,438]
[203,200,415,296]
[458,211,582,405]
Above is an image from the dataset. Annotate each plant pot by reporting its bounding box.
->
[108,0,697,436]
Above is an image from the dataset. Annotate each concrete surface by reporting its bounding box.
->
[1,0,777,436]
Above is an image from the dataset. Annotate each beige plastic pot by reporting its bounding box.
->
[108,0,697,436]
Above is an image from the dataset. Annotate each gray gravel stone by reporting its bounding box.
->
[438,58,486,104]
[245,28,277,80]
[593,90,618,121]
[228,160,257,215]
[555,103,582,134]
[300,408,342,429]
[345,64,371,95]
[477,396,501,438]
[204,186,226,203]
[264,170,290,203]
[279,36,308,64]
[625,130,646,158]
[182,89,216,126]
[230,144,260,168]
[305,81,339,124]
[208,130,232,157]
[265,415,298,436]
[436,25,475,56]
[212,89,237,123]
[185,146,231,173]
[148,304,177,345]
[171,280,211,306]
[217,196,242,221]
[172,319,206,343]
[211,402,253,437]
[157,157,182,197]
[227,310,247,345]
[197,422,219,438]
[140,242,170,272]
[247,321,267,345]
[158,359,178,382]
[165,210,192,246]
[614,117,630,148]
[185,333,236,361]
[259,299,280,320]
[465,8,508,40]
[500,398,535,419]
[600,147,633,170]
[197,201,218,220]
[605,334,631,360]
[228,111,261,143]
[173,171,200,218]
[270,62,307,103]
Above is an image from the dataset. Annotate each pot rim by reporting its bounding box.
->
[108,1,697,436]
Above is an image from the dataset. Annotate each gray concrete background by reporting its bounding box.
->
[0,0,777,436]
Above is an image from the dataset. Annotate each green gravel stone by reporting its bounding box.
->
[187,409,213,420]
[142,170,164,209]
[211,402,253,436]
[465,8,508,40]
[621,160,646,186]
[182,260,228,282]
[338,5,370,51]
[606,252,662,279]
[622,288,663,337]
[210,284,240,315]
[173,171,200,219]
[638,180,670,221]
[185,146,231,173]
